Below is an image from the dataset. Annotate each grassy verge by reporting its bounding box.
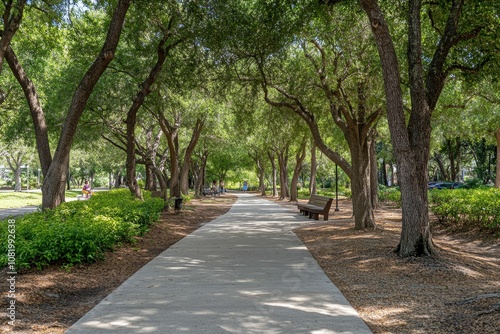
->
[0,190,99,209]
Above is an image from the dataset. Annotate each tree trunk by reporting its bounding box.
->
[193,150,209,198]
[180,119,204,195]
[38,0,131,210]
[434,153,448,180]
[290,139,307,202]
[277,146,290,199]
[0,1,26,75]
[125,31,180,200]
[496,129,500,188]
[125,105,143,200]
[6,46,52,177]
[258,160,266,196]
[381,159,388,186]
[267,150,278,197]
[369,134,379,209]
[6,153,23,191]
[158,112,181,198]
[250,150,267,196]
[309,143,318,195]
[360,0,435,256]
[144,164,156,191]
[349,138,376,229]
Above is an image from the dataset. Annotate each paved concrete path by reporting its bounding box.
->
[67,194,371,334]
[0,206,38,220]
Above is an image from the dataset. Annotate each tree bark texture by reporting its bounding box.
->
[158,112,181,198]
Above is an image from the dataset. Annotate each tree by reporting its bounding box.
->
[358,0,497,255]
[6,0,131,209]
[256,37,383,228]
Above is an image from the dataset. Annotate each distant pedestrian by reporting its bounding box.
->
[212,180,218,196]
[82,180,93,198]
[242,180,248,193]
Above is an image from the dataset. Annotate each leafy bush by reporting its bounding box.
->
[430,188,500,232]
[378,185,401,206]
[0,189,164,269]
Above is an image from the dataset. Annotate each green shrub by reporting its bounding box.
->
[378,185,401,206]
[0,189,164,269]
[430,188,500,232]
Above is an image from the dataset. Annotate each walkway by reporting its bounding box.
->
[66,194,371,334]
[0,206,38,220]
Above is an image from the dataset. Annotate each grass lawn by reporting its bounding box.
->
[0,190,88,209]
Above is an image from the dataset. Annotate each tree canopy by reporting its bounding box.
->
[0,0,498,258]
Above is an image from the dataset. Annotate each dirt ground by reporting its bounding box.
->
[1,194,499,334]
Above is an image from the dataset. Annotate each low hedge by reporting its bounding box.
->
[378,186,499,233]
[0,189,164,269]
[430,188,500,232]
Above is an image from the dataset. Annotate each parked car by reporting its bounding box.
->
[428,182,453,190]
[451,182,465,189]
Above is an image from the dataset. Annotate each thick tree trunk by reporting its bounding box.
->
[349,139,376,229]
[360,0,435,256]
[158,113,181,198]
[125,106,143,200]
[144,164,156,191]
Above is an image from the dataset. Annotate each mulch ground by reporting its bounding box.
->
[1,194,499,334]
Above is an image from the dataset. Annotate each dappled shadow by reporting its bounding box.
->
[66,194,371,333]
[294,205,500,334]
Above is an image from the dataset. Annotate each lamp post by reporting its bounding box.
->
[335,163,340,211]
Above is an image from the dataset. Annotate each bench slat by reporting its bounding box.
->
[297,195,333,220]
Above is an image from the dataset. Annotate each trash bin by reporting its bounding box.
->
[174,197,183,211]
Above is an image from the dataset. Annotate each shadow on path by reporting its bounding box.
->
[66,193,372,334]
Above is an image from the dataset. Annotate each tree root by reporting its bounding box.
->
[476,303,500,317]
[455,293,500,305]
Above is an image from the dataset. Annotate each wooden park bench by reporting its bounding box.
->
[297,194,333,221]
